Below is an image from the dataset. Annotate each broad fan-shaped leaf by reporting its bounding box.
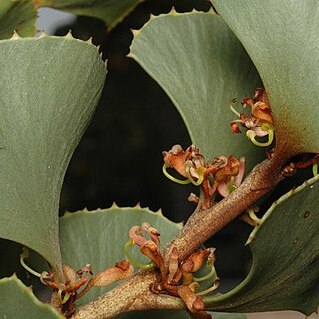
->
[213,0,319,155]
[129,12,264,170]
[39,0,144,29]
[0,35,106,276]
[204,175,319,315]
[0,275,63,318]
[0,0,36,39]
[59,206,182,306]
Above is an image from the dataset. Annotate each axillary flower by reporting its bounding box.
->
[162,145,245,209]
[162,144,205,186]
[20,247,133,318]
[216,156,245,198]
[125,222,219,314]
[230,88,275,147]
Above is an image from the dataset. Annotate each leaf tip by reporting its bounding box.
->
[155,209,163,217]
[65,30,73,39]
[61,32,102,55]
[169,7,179,16]
[11,31,21,40]
[134,202,142,209]
[207,6,217,15]
[110,202,119,209]
[131,28,141,39]
[149,13,158,22]
[86,37,93,45]
[10,273,18,280]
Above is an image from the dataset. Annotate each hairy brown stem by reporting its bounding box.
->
[73,149,291,319]
[163,150,288,262]
[73,269,184,319]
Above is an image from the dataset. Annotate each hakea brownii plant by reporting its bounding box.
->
[20,248,133,318]
[125,222,218,313]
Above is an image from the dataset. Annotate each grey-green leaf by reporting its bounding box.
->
[0,35,106,276]
[213,0,319,154]
[59,206,182,306]
[204,175,319,315]
[0,0,36,39]
[40,0,144,29]
[0,275,63,318]
[129,12,264,170]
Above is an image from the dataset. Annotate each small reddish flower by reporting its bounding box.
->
[217,157,245,197]
[126,223,166,279]
[230,88,275,147]
[162,144,205,185]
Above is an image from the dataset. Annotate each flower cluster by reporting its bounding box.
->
[20,248,133,318]
[163,145,245,209]
[47,262,133,317]
[126,223,218,314]
[230,88,275,147]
